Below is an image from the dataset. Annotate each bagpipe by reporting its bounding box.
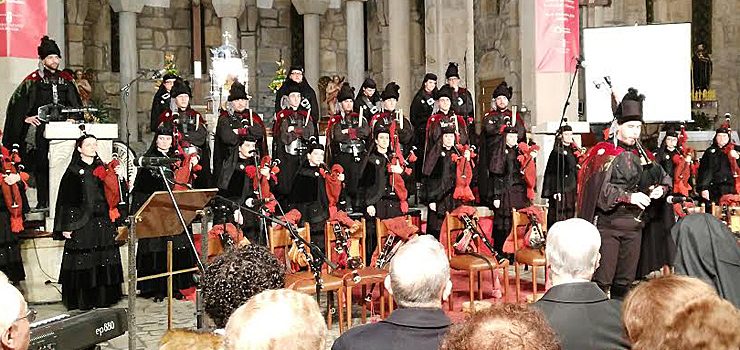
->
[170,127,203,190]
[452,211,503,260]
[0,144,29,233]
[450,143,476,202]
[387,127,417,213]
[365,215,418,302]
[672,124,698,217]
[517,141,540,201]
[92,154,126,222]
[329,213,363,284]
[247,154,280,214]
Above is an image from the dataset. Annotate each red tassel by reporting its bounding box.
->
[10,216,23,233]
[109,208,120,222]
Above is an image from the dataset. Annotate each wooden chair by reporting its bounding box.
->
[511,209,548,303]
[443,213,509,311]
[373,216,415,313]
[269,223,346,333]
[325,219,389,329]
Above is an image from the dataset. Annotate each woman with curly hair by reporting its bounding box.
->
[202,244,285,328]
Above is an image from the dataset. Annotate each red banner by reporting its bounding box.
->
[535,0,580,73]
[0,0,48,58]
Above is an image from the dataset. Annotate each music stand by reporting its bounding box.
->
[125,188,217,350]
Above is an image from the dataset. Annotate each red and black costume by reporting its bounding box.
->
[353,78,381,122]
[274,65,320,135]
[0,138,29,283]
[422,86,470,178]
[410,73,438,168]
[697,124,740,205]
[541,125,582,228]
[149,73,178,132]
[440,62,475,146]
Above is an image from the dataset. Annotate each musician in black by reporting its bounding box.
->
[274,65,319,135]
[216,131,270,244]
[150,72,179,132]
[214,81,267,178]
[697,125,740,205]
[326,83,370,211]
[0,134,29,284]
[410,73,438,159]
[655,127,681,177]
[158,79,211,188]
[273,83,315,197]
[370,82,414,147]
[287,143,331,252]
[132,123,197,300]
[490,126,530,256]
[478,82,526,206]
[440,62,475,145]
[424,125,469,240]
[542,124,579,228]
[354,78,381,121]
[578,89,671,299]
[4,36,82,209]
[423,86,470,178]
[54,134,124,310]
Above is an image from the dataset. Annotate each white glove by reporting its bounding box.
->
[649,186,664,199]
[493,200,501,209]
[553,193,562,201]
[701,190,710,200]
[62,231,73,239]
[245,198,255,208]
[630,192,651,209]
[429,202,437,212]
[367,205,376,217]
[3,174,21,186]
[731,149,739,159]
[233,209,244,225]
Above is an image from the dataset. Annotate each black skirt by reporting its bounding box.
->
[59,216,123,310]
[0,212,25,283]
[136,230,198,299]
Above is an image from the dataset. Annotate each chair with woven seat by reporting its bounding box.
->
[268,222,346,333]
[511,208,548,303]
[325,218,390,329]
[443,212,509,311]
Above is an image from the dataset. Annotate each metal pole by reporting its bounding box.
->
[127,215,138,350]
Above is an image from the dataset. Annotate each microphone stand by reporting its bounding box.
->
[251,151,270,246]
[214,194,336,302]
[553,59,582,223]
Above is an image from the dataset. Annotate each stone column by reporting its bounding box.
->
[292,0,329,93]
[465,0,475,106]
[47,0,66,59]
[346,0,366,87]
[388,0,411,109]
[212,0,247,47]
[110,0,144,142]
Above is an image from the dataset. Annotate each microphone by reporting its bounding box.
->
[151,68,167,79]
[666,194,692,204]
[133,156,179,167]
[575,56,586,68]
[245,197,272,208]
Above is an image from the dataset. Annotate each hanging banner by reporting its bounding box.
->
[535,0,580,73]
[0,0,48,58]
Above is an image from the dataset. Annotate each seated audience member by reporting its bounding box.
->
[202,245,285,328]
[661,296,740,350]
[533,218,630,349]
[440,303,560,350]
[0,280,31,350]
[224,289,326,350]
[672,213,740,307]
[332,235,453,350]
[159,329,223,350]
[622,275,720,350]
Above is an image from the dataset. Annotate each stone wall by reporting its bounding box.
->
[711,0,740,119]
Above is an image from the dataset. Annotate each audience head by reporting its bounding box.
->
[224,289,326,350]
[159,329,223,350]
[622,275,718,350]
[661,296,740,350]
[385,235,452,308]
[441,303,560,350]
[202,245,285,328]
[545,218,601,283]
[0,281,31,350]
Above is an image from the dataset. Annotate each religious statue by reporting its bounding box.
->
[74,69,93,106]
[692,44,713,91]
[321,75,345,116]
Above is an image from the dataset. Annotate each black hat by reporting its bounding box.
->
[156,122,175,137]
[288,65,304,73]
[380,82,400,101]
[441,124,456,135]
[337,82,354,102]
[559,124,573,133]
[307,142,324,153]
[239,126,264,143]
[283,80,302,95]
[435,85,454,100]
[37,36,61,59]
[716,126,730,134]
[423,73,438,83]
[228,81,249,101]
[615,88,645,124]
[171,79,192,98]
[373,123,390,136]
[504,125,518,134]
[162,73,179,81]
[445,62,460,79]
[361,78,377,89]
[663,127,678,138]
[492,81,513,100]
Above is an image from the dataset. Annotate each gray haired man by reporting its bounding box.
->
[332,235,452,350]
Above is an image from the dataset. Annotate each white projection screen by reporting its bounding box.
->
[583,23,692,123]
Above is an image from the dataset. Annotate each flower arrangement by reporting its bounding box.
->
[268,59,287,94]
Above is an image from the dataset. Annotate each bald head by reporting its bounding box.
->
[386,235,452,308]
[546,218,602,282]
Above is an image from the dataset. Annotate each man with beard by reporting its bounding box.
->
[214,81,267,178]
[158,79,210,188]
[4,36,83,209]
[478,82,526,206]
[578,88,671,299]
[697,121,740,206]
[354,78,381,121]
[150,73,179,132]
[542,124,580,228]
[274,66,319,136]
[410,73,438,158]
[273,83,315,197]
[439,62,475,145]
[326,83,370,212]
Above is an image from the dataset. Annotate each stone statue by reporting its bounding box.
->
[692,44,713,91]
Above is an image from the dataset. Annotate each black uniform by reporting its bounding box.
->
[410,75,438,163]
[327,112,370,210]
[54,148,123,310]
[272,108,315,197]
[149,73,178,132]
[214,109,267,178]
[491,142,530,255]
[541,140,579,228]
[697,133,740,204]
[216,151,266,243]
[287,161,330,252]
[274,78,319,137]
[0,146,29,283]
[423,144,458,240]
[354,78,381,122]
[478,109,526,205]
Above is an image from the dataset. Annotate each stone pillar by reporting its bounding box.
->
[388,0,411,110]
[346,0,366,87]
[110,0,145,142]
[47,0,66,59]
[292,0,329,94]
[424,0,470,96]
[465,0,475,105]
[212,0,247,47]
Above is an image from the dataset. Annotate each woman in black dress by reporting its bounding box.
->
[0,139,29,284]
[54,134,124,310]
[132,123,197,300]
